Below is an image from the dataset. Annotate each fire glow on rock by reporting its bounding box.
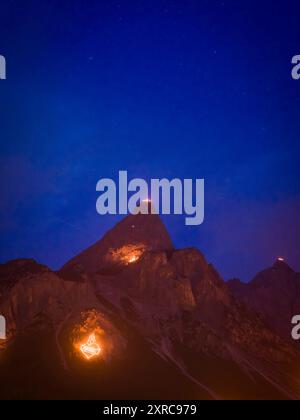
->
[71,309,127,363]
[80,333,101,360]
[72,310,106,361]
[107,243,147,265]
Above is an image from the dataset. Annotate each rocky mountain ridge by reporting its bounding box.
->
[0,214,299,400]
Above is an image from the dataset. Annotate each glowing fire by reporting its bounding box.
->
[80,334,101,360]
[128,255,138,263]
[108,243,146,265]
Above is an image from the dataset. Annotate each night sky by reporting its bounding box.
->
[0,0,299,281]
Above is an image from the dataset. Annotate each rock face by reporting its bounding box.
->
[0,259,50,301]
[228,259,300,341]
[0,216,300,400]
[60,213,173,277]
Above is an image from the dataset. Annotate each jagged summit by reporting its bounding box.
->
[228,258,300,340]
[272,257,293,272]
[60,212,174,275]
[251,258,296,289]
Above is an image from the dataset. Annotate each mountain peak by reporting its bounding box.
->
[272,257,293,272]
[61,213,173,275]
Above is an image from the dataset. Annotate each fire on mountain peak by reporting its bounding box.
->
[107,243,147,265]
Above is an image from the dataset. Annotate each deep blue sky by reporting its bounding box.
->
[0,0,299,281]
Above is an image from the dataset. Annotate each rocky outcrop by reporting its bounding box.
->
[0,259,50,300]
[0,260,99,340]
[228,259,300,340]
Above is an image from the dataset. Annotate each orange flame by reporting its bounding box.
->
[80,334,101,360]
[128,255,138,263]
